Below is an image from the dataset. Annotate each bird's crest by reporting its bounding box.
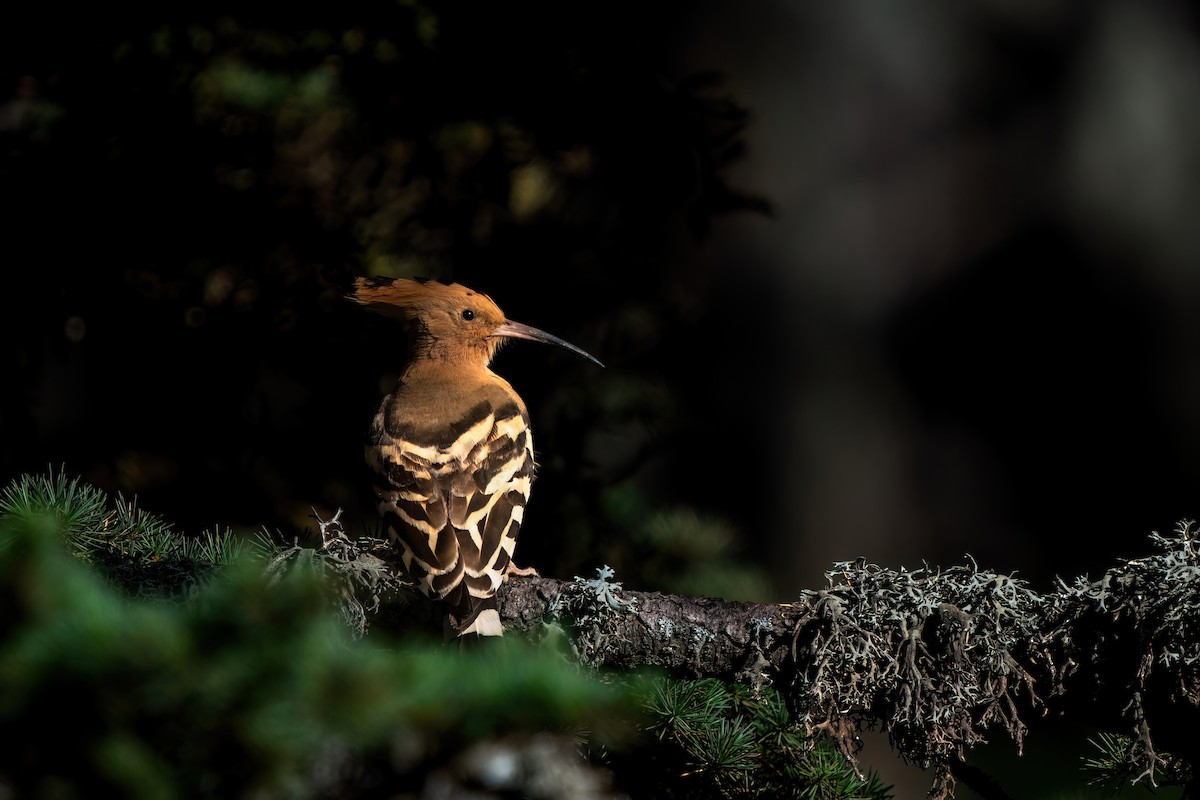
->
[349,277,496,320]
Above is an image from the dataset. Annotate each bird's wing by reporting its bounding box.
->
[451,407,533,601]
[370,402,534,624]
[371,446,458,594]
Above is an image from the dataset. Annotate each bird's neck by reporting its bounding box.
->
[410,328,498,365]
[387,355,523,432]
[401,355,496,386]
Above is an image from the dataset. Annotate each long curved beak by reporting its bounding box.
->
[493,320,604,367]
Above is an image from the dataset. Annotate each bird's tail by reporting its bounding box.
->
[447,592,504,638]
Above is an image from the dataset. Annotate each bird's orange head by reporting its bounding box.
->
[350,277,603,367]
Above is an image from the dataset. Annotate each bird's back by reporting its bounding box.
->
[367,368,533,635]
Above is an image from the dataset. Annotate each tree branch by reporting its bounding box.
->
[497,568,803,680]
[305,517,1200,800]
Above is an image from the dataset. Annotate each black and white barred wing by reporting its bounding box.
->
[370,402,534,634]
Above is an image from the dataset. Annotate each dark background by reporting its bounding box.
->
[5,2,1200,796]
[7,1,1200,589]
[6,0,1200,597]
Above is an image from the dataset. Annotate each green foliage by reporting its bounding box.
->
[1082,731,1190,791]
[0,468,110,553]
[631,677,893,800]
[0,469,251,564]
[0,472,890,798]
[0,469,255,597]
[0,499,628,798]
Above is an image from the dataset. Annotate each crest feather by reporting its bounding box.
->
[349,277,488,318]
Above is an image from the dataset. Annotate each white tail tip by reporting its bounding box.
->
[458,608,504,637]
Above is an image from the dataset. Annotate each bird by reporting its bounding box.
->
[351,276,603,638]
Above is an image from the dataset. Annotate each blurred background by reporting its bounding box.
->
[7,0,1199,596]
[5,1,1198,796]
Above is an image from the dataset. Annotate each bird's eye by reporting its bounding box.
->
[462,309,475,321]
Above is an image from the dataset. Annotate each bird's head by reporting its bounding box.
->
[350,277,603,367]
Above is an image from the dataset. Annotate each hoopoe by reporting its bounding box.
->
[351,277,602,637]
